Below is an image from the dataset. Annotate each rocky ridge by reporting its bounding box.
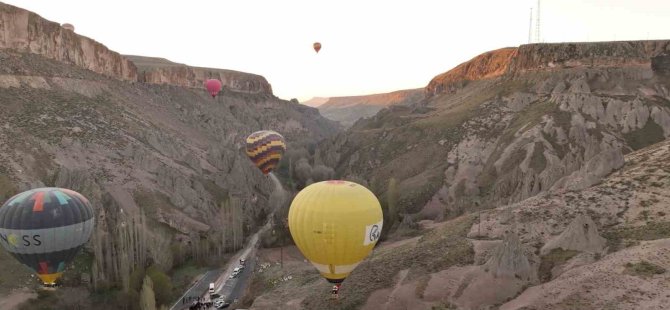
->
[0,2,273,95]
[316,40,670,223]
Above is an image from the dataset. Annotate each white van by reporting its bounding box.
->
[209,282,215,294]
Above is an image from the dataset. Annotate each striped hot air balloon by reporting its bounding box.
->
[245,130,286,175]
[0,188,94,286]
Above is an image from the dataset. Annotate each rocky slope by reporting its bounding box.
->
[246,137,670,310]
[0,2,339,306]
[302,89,424,127]
[316,40,670,224]
[0,46,337,295]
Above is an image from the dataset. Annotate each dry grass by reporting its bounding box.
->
[624,260,666,278]
[538,248,580,283]
[602,222,670,252]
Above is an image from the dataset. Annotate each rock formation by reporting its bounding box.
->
[317,39,670,221]
[0,2,275,95]
[126,55,273,94]
[0,2,137,80]
[485,232,535,281]
[540,214,607,255]
[651,53,670,76]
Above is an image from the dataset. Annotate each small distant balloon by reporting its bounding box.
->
[313,42,321,53]
[205,79,222,98]
[62,23,74,32]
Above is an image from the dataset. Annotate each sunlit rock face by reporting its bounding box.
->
[318,40,670,220]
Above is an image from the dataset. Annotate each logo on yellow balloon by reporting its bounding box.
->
[7,234,19,247]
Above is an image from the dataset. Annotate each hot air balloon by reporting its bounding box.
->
[245,130,286,175]
[313,42,322,53]
[62,23,75,32]
[288,180,383,296]
[205,79,222,98]
[0,188,94,286]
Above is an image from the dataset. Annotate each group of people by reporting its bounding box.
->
[183,296,211,309]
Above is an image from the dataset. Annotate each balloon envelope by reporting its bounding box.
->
[62,23,74,32]
[313,42,322,53]
[0,188,94,285]
[245,130,286,175]
[205,79,222,98]
[288,180,383,284]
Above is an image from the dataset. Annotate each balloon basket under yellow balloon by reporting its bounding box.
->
[37,273,63,287]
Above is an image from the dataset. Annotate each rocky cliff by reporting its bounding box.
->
[0,2,137,81]
[302,88,424,127]
[425,41,670,98]
[426,47,517,96]
[0,2,274,95]
[126,55,273,95]
[316,40,670,224]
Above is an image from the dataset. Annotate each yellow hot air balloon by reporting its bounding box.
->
[288,180,383,290]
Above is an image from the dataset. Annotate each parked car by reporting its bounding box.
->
[215,301,230,309]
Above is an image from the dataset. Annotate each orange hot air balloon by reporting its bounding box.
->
[313,42,322,53]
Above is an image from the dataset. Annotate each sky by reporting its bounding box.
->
[5,0,670,102]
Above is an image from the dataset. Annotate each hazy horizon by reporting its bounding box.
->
[5,0,670,102]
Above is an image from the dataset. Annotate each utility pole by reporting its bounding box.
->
[528,8,533,43]
[535,0,541,43]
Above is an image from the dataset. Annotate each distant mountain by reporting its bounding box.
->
[302,97,330,107]
[304,89,425,127]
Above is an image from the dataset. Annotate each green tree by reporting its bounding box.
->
[146,266,172,307]
[387,178,399,226]
[140,275,156,310]
[311,165,335,182]
[294,158,313,189]
[129,266,146,293]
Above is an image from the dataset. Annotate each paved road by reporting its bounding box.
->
[215,248,257,306]
[169,269,223,310]
[171,173,287,310]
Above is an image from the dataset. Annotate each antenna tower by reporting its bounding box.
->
[535,0,541,43]
[528,8,533,43]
